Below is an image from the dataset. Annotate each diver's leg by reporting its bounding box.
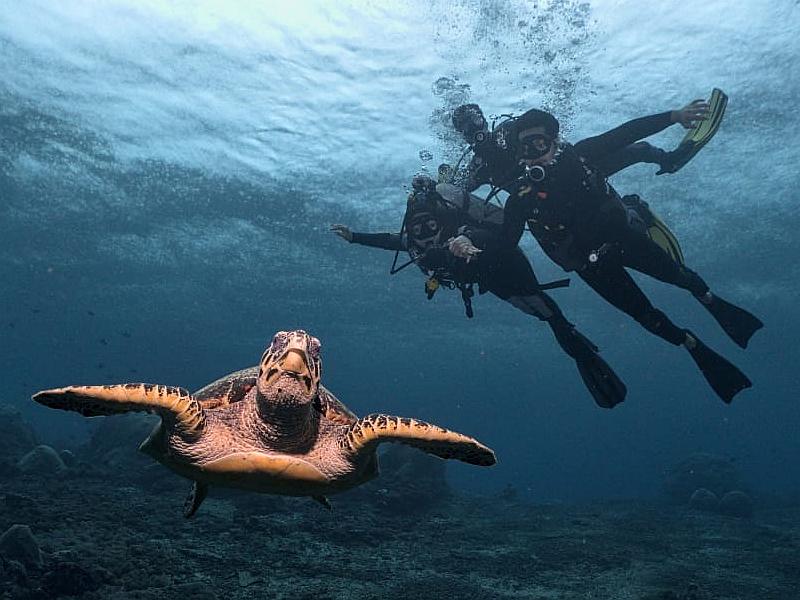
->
[579,260,687,345]
[484,249,561,322]
[485,249,626,408]
[618,228,763,348]
[618,226,709,295]
[579,262,751,403]
[597,142,669,177]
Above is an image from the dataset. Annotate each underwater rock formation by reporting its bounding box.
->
[0,525,42,568]
[17,445,66,476]
[82,413,159,470]
[0,558,28,589]
[663,453,747,503]
[77,413,182,491]
[0,404,37,475]
[688,487,720,513]
[41,561,102,597]
[718,490,755,518]
[58,449,76,468]
[353,444,451,513]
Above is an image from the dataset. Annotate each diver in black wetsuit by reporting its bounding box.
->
[451,101,705,194]
[331,174,627,409]
[483,107,762,403]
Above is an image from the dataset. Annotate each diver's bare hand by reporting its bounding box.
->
[330,224,353,242]
[671,99,709,129]
[448,235,482,262]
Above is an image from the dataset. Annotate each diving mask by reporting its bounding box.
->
[410,217,440,239]
[518,132,554,160]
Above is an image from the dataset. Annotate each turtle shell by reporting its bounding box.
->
[194,366,356,425]
[193,367,258,410]
[316,387,357,425]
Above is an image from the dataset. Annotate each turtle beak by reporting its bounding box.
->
[275,341,315,394]
[279,349,309,377]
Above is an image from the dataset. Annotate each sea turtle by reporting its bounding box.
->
[33,330,495,517]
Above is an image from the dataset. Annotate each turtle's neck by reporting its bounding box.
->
[244,391,320,453]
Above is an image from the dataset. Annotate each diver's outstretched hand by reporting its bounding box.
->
[672,99,710,129]
[330,224,353,242]
[448,235,482,262]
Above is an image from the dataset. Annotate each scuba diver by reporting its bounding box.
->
[451,90,727,194]
[469,103,762,404]
[451,92,727,265]
[450,98,720,265]
[330,173,627,409]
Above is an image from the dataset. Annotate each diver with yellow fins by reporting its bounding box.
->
[451,91,728,266]
[452,90,728,188]
[449,90,762,403]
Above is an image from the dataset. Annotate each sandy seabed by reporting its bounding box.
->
[1,469,797,600]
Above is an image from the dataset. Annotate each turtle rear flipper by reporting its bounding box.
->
[312,495,332,510]
[32,384,205,439]
[343,414,496,466]
[184,481,209,518]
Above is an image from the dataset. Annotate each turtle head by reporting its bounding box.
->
[257,330,322,406]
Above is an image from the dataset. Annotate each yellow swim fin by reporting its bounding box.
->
[623,194,685,265]
[647,214,685,265]
[657,88,728,175]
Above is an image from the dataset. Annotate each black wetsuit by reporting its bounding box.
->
[462,121,522,192]
[346,188,627,408]
[463,120,668,193]
[497,112,709,346]
[349,200,565,324]
[450,110,757,403]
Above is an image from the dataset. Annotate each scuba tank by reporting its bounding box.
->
[435,183,504,228]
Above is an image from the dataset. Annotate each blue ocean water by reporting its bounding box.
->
[2,0,799,510]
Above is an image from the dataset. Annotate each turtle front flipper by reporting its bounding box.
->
[32,384,205,439]
[342,414,496,466]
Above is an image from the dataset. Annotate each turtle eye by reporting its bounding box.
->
[270,332,289,355]
[308,339,321,361]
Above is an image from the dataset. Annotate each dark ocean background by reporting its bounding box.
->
[2,0,799,508]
